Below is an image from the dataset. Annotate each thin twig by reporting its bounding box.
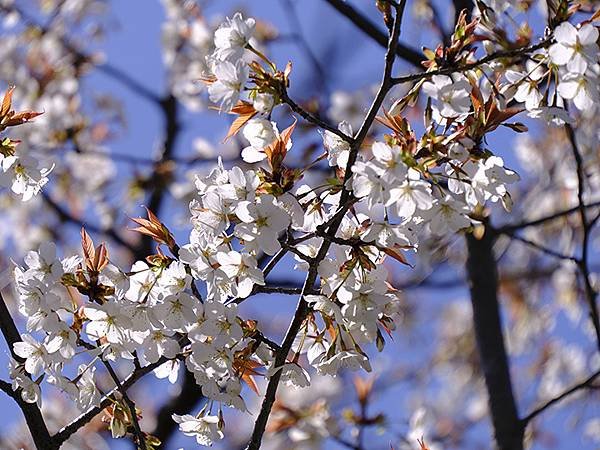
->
[250,331,282,353]
[280,89,354,143]
[64,146,238,167]
[53,357,168,445]
[566,123,600,352]
[42,192,136,253]
[138,94,181,258]
[0,4,161,105]
[521,369,600,425]
[502,232,579,263]
[497,200,600,233]
[323,0,422,67]
[101,359,147,450]
[254,286,304,295]
[390,38,552,85]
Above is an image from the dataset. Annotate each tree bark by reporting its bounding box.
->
[466,223,523,450]
[0,292,56,450]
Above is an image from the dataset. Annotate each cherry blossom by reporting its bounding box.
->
[422,74,472,118]
[213,12,256,62]
[321,121,353,168]
[215,250,264,298]
[234,195,291,255]
[241,118,279,163]
[172,413,224,446]
[549,22,599,74]
[208,60,248,112]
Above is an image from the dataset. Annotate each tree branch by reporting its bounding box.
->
[501,231,579,263]
[53,357,168,445]
[521,369,600,425]
[138,94,181,258]
[390,38,551,85]
[245,2,407,448]
[42,192,136,253]
[0,4,161,105]
[0,291,54,449]
[323,0,423,68]
[280,89,354,142]
[466,221,523,450]
[101,359,147,450]
[566,123,600,353]
[497,200,600,233]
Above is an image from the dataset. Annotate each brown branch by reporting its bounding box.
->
[0,291,54,449]
[230,229,320,306]
[101,358,147,450]
[95,62,162,105]
[466,221,523,450]
[280,90,354,142]
[390,38,552,85]
[323,0,423,68]
[42,192,136,253]
[63,146,237,167]
[566,123,600,353]
[253,286,303,295]
[0,4,161,105]
[245,2,407,448]
[497,200,600,233]
[501,231,579,263]
[53,357,168,445]
[138,94,181,259]
[521,369,600,425]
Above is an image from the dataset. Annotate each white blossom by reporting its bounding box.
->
[172,413,224,447]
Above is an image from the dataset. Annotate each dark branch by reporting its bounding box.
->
[0,4,161,105]
[390,38,552,85]
[42,192,136,253]
[280,90,354,143]
[497,200,600,233]
[501,231,579,263]
[245,2,407,448]
[101,359,147,450]
[521,369,600,425]
[53,357,168,445]
[466,222,523,450]
[0,291,54,449]
[138,94,181,258]
[323,0,423,68]
[566,123,600,353]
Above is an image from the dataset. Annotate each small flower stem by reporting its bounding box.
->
[246,44,277,72]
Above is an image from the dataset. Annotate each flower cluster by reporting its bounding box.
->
[477,13,600,121]
[0,87,49,201]
[206,12,257,112]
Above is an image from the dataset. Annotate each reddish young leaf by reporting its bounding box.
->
[0,86,14,118]
[264,118,296,173]
[224,101,257,142]
[130,207,176,248]
[382,247,412,266]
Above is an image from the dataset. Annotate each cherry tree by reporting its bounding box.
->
[0,0,598,449]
